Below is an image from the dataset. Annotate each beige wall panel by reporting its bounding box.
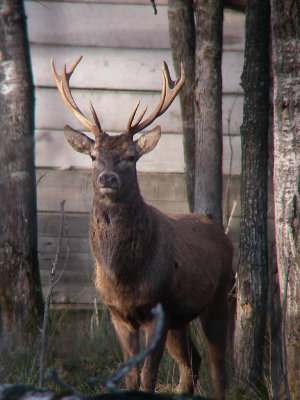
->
[223,135,241,175]
[37,170,189,213]
[25,2,244,50]
[40,268,97,304]
[223,9,245,50]
[35,88,182,133]
[38,213,90,237]
[39,236,90,254]
[35,46,174,90]
[25,1,170,49]
[39,253,93,273]
[36,171,243,214]
[31,45,243,94]
[35,88,243,133]
[222,94,243,134]
[35,130,241,174]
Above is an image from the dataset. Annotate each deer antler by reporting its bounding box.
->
[51,56,103,136]
[126,61,185,137]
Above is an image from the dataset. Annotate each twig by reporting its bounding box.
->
[223,96,238,232]
[280,197,297,400]
[225,198,238,235]
[150,0,157,15]
[39,200,69,388]
[45,367,85,398]
[36,172,48,186]
[33,0,50,9]
[90,298,100,335]
[281,249,291,400]
[88,303,165,392]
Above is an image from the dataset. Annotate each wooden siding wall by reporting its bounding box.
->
[25,0,251,304]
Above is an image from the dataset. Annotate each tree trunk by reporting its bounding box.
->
[193,0,223,227]
[168,0,195,212]
[0,0,44,344]
[271,0,300,398]
[233,0,270,393]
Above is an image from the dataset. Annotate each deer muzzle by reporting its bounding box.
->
[97,171,121,195]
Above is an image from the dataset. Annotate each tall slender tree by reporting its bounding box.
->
[168,0,224,226]
[193,0,224,228]
[271,0,300,398]
[233,0,270,393]
[168,0,195,211]
[0,0,44,344]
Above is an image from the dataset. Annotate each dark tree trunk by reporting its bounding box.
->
[193,0,223,227]
[0,0,44,344]
[233,0,270,392]
[271,0,300,398]
[168,0,195,212]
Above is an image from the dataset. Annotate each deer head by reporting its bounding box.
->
[51,57,185,203]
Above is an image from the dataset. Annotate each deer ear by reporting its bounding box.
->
[64,125,95,155]
[135,126,161,158]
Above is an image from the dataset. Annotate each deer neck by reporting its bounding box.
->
[90,189,157,280]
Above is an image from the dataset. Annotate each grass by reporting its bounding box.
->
[0,305,214,397]
[0,305,277,399]
[0,306,121,394]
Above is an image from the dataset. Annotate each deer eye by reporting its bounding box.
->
[90,155,96,161]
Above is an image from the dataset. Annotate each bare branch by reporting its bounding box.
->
[45,367,85,398]
[39,200,69,388]
[53,214,70,287]
[150,0,157,15]
[281,248,291,400]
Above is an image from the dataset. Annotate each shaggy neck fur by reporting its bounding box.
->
[90,192,158,282]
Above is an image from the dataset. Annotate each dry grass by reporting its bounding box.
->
[0,306,215,397]
[0,306,273,399]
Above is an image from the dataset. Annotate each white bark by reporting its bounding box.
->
[271,1,300,397]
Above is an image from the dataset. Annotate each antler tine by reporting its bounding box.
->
[126,101,147,134]
[126,61,185,137]
[126,70,166,136]
[51,57,102,134]
[51,56,82,109]
[159,61,185,116]
[89,101,102,133]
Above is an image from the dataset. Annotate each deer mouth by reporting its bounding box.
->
[99,187,117,196]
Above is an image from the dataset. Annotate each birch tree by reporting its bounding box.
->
[0,0,44,344]
[271,0,300,398]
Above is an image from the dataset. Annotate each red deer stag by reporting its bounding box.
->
[51,56,233,400]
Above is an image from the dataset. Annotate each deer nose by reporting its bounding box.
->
[97,172,120,189]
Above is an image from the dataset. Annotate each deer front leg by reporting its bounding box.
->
[141,317,168,391]
[110,310,140,390]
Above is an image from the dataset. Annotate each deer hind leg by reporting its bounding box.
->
[200,287,229,400]
[166,325,201,395]
[110,311,140,390]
